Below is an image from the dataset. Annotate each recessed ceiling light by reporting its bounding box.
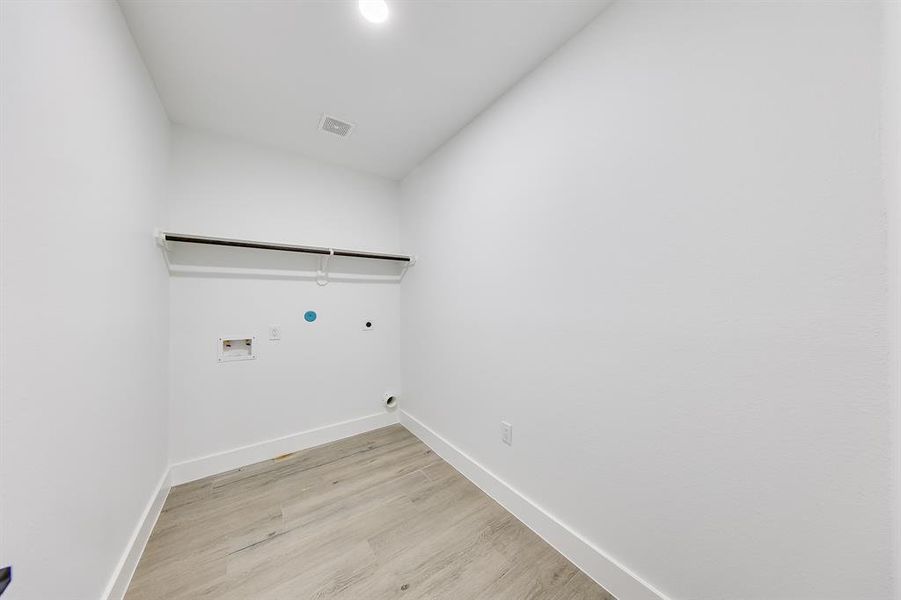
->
[359,0,389,24]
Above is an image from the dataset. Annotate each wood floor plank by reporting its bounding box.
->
[125,424,614,600]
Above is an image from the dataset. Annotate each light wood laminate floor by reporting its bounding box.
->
[125,424,614,600]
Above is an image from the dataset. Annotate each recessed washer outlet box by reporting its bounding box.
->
[218,336,255,362]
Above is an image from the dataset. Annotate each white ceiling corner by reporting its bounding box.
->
[120,0,610,180]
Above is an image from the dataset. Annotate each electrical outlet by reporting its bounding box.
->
[269,325,281,340]
[501,421,513,446]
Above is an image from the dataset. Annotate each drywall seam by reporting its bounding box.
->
[169,411,399,485]
[103,469,171,600]
[398,410,670,600]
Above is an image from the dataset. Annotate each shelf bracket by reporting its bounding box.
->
[155,229,169,250]
[316,248,334,286]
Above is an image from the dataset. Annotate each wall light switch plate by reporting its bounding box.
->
[269,325,281,340]
[501,421,513,446]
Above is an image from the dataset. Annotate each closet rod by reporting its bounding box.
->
[161,233,413,262]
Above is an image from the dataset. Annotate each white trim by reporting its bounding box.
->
[103,469,171,600]
[167,264,407,283]
[399,410,670,600]
[169,411,399,485]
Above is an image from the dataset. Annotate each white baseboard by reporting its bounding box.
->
[103,412,398,599]
[101,411,663,600]
[103,469,171,600]
[169,411,399,485]
[399,410,670,600]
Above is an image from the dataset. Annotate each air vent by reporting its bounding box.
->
[319,114,355,137]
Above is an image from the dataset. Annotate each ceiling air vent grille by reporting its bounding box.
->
[319,114,355,138]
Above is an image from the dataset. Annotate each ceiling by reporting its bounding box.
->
[120,0,610,180]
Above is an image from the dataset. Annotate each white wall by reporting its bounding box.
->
[882,0,901,594]
[166,126,403,467]
[400,2,892,599]
[0,2,170,599]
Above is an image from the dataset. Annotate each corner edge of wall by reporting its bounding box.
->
[103,469,172,600]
